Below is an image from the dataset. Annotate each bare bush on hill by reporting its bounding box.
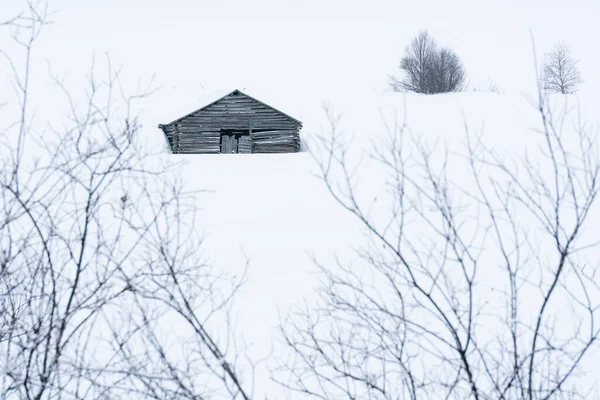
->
[390,30,466,94]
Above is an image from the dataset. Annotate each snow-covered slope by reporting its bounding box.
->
[161,90,599,397]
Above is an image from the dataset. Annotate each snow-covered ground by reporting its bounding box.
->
[152,90,600,397]
[3,0,600,397]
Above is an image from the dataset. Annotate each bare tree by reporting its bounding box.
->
[0,1,253,399]
[276,75,600,397]
[543,43,581,94]
[390,30,466,94]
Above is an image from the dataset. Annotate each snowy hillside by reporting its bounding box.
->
[3,0,600,398]
[163,91,600,398]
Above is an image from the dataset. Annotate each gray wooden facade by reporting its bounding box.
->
[158,90,302,154]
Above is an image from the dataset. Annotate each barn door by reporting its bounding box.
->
[221,134,238,154]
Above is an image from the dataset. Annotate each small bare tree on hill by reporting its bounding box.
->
[543,43,581,94]
[390,30,466,94]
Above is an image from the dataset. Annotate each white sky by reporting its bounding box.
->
[3,0,599,141]
[8,0,599,96]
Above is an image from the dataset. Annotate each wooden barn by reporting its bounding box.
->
[158,89,302,154]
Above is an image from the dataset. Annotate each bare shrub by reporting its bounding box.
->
[277,79,600,398]
[390,30,466,94]
[0,1,252,399]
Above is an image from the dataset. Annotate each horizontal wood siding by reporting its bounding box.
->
[251,129,300,153]
[160,90,301,154]
[162,126,221,154]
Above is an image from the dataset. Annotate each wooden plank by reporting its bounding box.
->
[177,148,220,154]
[174,127,221,134]
[251,131,298,138]
[177,141,221,145]
[170,120,299,128]
[182,124,297,130]
[220,135,229,153]
[201,105,274,111]
[172,125,181,154]
[179,133,221,138]
[181,123,297,130]
[238,136,252,154]
[194,112,289,117]
[184,116,295,122]
[251,129,298,133]
[181,117,294,122]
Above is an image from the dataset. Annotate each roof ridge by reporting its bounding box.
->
[158,89,302,128]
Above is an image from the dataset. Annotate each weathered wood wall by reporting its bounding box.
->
[163,125,221,154]
[252,130,300,153]
[159,90,302,154]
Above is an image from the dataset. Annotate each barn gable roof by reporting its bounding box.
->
[158,89,303,128]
